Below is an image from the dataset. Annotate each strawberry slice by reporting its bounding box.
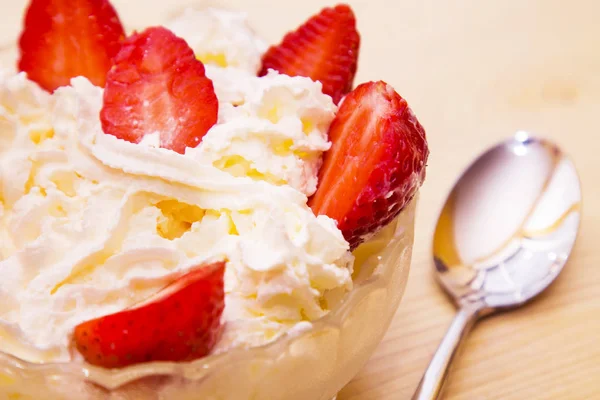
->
[18,0,125,92]
[309,81,429,249]
[100,27,218,154]
[73,261,225,368]
[259,4,360,104]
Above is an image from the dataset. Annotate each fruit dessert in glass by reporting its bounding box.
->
[0,1,429,399]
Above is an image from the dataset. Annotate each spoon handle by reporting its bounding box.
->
[412,303,482,400]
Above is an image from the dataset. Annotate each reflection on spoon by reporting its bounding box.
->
[413,132,581,400]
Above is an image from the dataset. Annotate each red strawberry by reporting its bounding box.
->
[18,0,125,92]
[309,81,428,249]
[73,261,225,368]
[259,4,360,104]
[100,27,218,154]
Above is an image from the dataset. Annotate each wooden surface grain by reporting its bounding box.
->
[2,0,599,399]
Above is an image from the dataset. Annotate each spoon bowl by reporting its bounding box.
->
[413,132,581,399]
[434,131,581,311]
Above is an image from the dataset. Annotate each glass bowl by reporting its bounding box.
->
[0,198,416,400]
[0,3,417,396]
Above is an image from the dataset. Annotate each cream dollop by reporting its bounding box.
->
[166,7,267,73]
[201,68,335,197]
[0,63,350,362]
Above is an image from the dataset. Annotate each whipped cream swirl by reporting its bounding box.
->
[0,8,352,363]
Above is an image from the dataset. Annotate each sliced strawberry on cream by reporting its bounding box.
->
[18,0,125,92]
[100,26,218,154]
[259,4,360,104]
[309,81,429,249]
[73,261,225,368]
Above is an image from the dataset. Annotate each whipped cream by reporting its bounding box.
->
[0,8,352,362]
[167,8,267,73]
[0,69,351,362]
[0,54,352,364]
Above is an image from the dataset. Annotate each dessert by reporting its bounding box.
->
[0,0,428,392]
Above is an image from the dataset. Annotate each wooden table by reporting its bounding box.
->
[2,0,598,398]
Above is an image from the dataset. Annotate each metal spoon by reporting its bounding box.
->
[412,132,582,400]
